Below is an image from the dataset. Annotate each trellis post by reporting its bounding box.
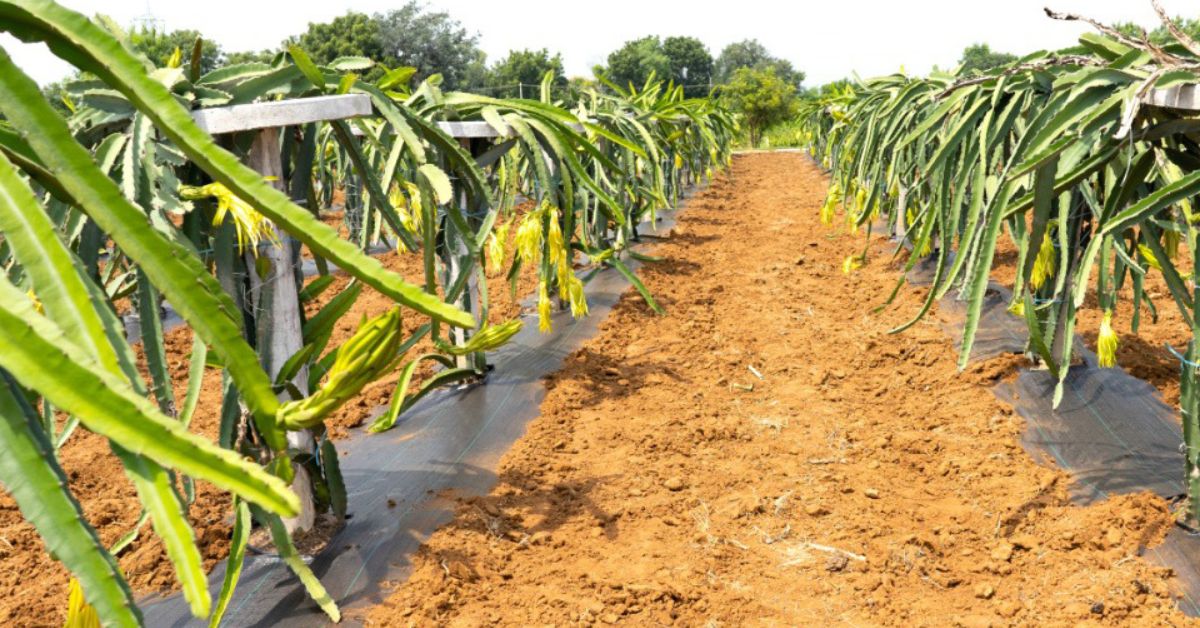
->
[192,94,372,533]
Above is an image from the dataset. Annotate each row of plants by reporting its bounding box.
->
[799,4,1200,524]
[0,0,734,625]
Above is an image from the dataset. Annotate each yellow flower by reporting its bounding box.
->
[179,181,279,254]
[537,281,552,333]
[1137,243,1163,271]
[546,204,565,269]
[487,219,511,275]
[820,182,841,227]
[1098,310,1118,368]
[515,207,544,265]
[389,182,423,236]
[916,236,932,258]
[64,578,99,628]
[1007,298,1025,317]
[566,274,588,318]
[673,153,683,170]
[842,254,864,275]
[1030,232,1055,289]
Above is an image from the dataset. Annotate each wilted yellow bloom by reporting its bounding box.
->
[515,208,544,265]
[674,153,683,170]
[1137,244,1163,271]
[1030,232,1055,289]
[916,236,932,258]
[537,281,552,333]
[1098,310,1118,368]
[65,578,99,628]
[842,254,864,275]
[389,182,423,235]
[166,46,183,69]
[487,219,511,275]
[179,181,279,253]
[820,182,842,227]
[566,274,588,318]
[546,204,565,269]
[1007,298,1025,317]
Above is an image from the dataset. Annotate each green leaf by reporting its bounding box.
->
[0,372,141,627]
[0,6,475,329]
[251,506,341,622]
[209,498,250,628]
[0,276,299,517]
[0,47,286,443]
[287,44,327,91]
[417,163,454,205]
[609,257,664,315]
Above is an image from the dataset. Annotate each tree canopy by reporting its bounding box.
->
[489,48,566,99]
[291,12,383,69]
[713,39,804,89]
[720,65,796,146]
[129,27,225,74]
[605,36,671,90]
[662,36,714,96]
[287,2,488,88]
[957,43,1017,75]
[1113,17,1200,45]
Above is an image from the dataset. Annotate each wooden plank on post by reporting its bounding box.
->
[192,94,373,135]
[349,119,585,138]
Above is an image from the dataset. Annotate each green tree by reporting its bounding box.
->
[1114,18,1200,45]
[957,43,1017,75]
[714,39,804,88]
[291,12,383,74]
[490,48,565,99]
[720,65,796,147]
[662,36,713,97]
[225,49,278,66]
[605,36,671,90]
[129,27,225,74]
[376,1,488,90]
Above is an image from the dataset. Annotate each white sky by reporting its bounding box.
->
[0,0,1181,87]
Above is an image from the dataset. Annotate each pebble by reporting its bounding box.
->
[663,477,686,491]
[974,583,995,599]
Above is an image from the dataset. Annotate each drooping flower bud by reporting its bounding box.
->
[1098,310,1119,369]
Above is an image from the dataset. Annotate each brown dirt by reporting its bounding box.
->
[362,153,1194,626]
[0,210,538,625]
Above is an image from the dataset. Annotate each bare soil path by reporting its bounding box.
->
[363,152,1193,626]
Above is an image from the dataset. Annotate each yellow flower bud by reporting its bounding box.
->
[1098,310,1118,368]
[537,281,552,333]
[1030,232,1055,289]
